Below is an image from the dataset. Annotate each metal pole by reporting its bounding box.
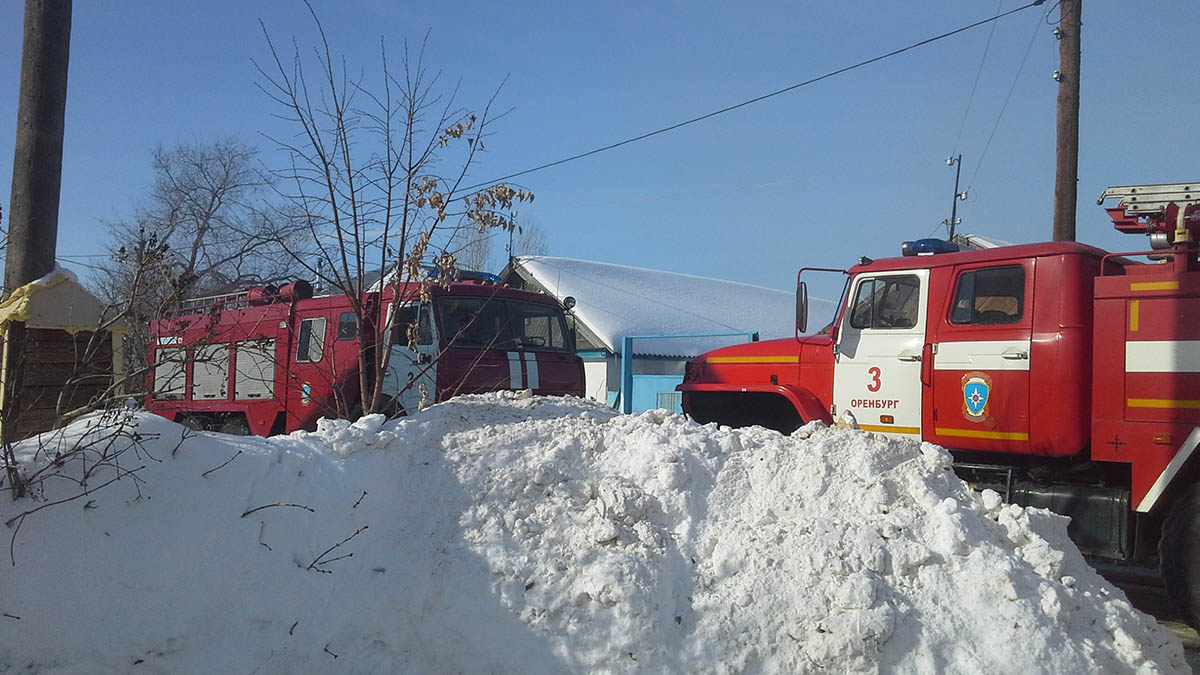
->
[1052,0,1081,242]
[621,336,633,414]
[5,0,72,294]
[618,331,758,414]
[949,154,963,240]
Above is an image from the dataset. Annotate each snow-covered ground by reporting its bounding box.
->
[0,393,1188,673]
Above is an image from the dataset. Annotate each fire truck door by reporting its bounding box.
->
[384,302,436,413]
[833,270,929,438]
[928,262,1032,452]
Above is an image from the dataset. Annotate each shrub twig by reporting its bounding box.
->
[241,503,314,518]
[202,449,242,478]
[306,525,368,573]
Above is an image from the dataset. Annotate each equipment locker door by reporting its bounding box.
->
[833,270,929,438]
[284,314,329,422]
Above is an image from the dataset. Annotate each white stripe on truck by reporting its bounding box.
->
[524,353,539,390]
[1126,340,1200,373]
[507,351,522,389]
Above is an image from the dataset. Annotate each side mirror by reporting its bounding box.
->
[562,297,578,351]
[797,282,809,334]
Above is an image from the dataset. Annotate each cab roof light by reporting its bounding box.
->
[421,265,504,284]
[902,238,960,256]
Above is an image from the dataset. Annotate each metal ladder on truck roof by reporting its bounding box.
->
[1100,182,1200,216]
[1099,182,1200,246]
[169,289,253,315]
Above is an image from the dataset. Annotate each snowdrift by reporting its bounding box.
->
[0,393,1187,673]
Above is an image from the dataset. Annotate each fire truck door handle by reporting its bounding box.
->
[897,352,921,362]
[1001,349,1029,360]
[418,353,432,364]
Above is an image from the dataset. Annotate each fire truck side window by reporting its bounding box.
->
[510,302,572,352]
[438,297,515,349]
[950,266,1025,325]
[849,280,875,329]
[390,304,432,346]
[296,317,327,363]
[849,276,920,330]
[337,312,357,340]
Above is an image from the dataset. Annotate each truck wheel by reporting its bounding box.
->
[179,415,209,431]
[1160,483,1200,629]
[217,415,251,436]
[381,396,405,419]
[348,399,404,420]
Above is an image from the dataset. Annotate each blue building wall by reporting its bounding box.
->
[631,374,684,413]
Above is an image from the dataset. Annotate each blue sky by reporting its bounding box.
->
[2,1,1198,294]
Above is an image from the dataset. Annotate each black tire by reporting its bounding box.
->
[347,400,404,421]
[1160,482,1200,629]
[179,415,209,431]
[217,415,251,436]
[381,396,405,420]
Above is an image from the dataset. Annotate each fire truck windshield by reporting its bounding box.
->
[437,296,572,352]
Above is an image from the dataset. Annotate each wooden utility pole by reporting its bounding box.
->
[1052,0,1081,242]
[5,0,73,294]
[3,0,71,487]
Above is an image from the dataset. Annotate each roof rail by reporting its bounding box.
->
[165,281,312,316]
[169,289,253,315]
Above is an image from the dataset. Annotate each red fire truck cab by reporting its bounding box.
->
[146,275,584,435]
[679,182,1200,625]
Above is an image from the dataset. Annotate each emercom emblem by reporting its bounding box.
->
[962,371,992,421]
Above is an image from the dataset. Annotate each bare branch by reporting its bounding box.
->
[306,524,368,573]
[241,502,316,518]
[201,449,243,478]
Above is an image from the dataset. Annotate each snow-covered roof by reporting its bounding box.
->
[510,256,836,357]
[0,266,125,334]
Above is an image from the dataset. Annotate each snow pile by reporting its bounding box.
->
[0,394,1186,673]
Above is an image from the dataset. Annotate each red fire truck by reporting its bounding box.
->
[679,182,1200,625]
[145,274,584,435]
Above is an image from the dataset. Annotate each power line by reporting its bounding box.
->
[55,255,109,273]
[951,0,1006,157]
[966,0,1054,191]
[464,0,1047,193]
[539,176,809,213]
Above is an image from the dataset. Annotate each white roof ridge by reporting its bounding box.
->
[513,256,831,357]
[515,255,793,296]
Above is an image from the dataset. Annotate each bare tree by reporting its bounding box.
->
[450,215,548,273]
[97,139,304,388]
[256,7,532,416]
[104,139,298,293]
[512,216,549,258]
[447,224,495,272]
